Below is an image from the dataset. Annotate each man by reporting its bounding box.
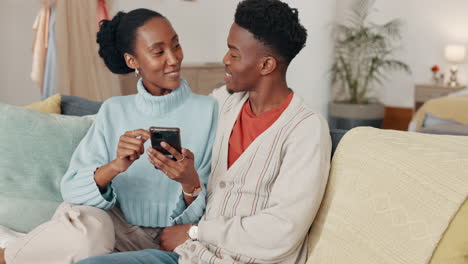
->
[160,0,331,263]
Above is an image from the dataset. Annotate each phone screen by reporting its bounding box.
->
[150,127,181,161]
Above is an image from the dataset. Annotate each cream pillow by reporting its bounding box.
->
[24,93,61,114]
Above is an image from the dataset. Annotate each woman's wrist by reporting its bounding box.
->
[109,159,126,174]
[181,182,201,194]
[94,161,121,189]
[181,171,201,192]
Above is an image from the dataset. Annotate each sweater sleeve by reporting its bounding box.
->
[169,101,219,225]
[197,115,331,263]
[60,103,117,210]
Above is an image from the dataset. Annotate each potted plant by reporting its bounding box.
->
[329,0,411,130]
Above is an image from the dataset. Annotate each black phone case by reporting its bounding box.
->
[149,127,181,161]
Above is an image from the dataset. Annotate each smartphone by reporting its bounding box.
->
[149,127,182,161]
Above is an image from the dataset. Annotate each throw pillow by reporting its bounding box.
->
[423,113,462,128]
[60,95,102,116]
[418,123,468,136]
[0,103,94,232]
[24,93,61,114]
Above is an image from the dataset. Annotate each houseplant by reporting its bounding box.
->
[329,0,411,129]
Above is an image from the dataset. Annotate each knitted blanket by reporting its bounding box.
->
[307,127,468,263]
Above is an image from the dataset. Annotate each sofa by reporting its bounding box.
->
[0,95,467,263]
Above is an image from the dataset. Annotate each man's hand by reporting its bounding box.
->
[160,224,192,252]
[0,248,6,264]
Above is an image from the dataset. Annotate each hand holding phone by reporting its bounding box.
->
[147,127,201,191]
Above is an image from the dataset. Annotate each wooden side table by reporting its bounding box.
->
[414,84,466,111]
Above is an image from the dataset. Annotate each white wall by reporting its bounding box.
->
[336,0,468,108]
[4,0,468,110]
[0,0,41,106]
[112,0,220,64]
[284,0,336,115]
[112,0,336,115]
[1,0,336,114]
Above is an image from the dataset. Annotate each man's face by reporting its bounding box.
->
[222,23,264,93]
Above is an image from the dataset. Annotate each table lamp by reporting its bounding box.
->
[444,44,466,87]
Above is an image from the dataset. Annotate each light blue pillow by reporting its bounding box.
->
[423,113,462,128]
[0,103,94,232]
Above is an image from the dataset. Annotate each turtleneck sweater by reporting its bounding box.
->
[61,78,218,227]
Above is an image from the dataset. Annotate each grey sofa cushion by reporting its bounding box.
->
[418,123,468,136]
[61,95,102,116]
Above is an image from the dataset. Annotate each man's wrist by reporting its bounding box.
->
[187,224,199,241]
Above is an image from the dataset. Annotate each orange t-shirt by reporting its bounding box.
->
[228,93,293,168]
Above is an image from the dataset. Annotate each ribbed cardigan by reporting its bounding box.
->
[176,87,331,264]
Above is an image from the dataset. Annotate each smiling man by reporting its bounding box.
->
[157,0,332,263]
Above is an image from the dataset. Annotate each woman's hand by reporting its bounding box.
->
[147,142,200,192]
[112,129,150,173]
[94,129,150,190]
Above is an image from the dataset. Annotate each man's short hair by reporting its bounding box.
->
[234,0,308,64]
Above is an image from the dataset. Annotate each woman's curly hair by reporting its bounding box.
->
[96,9,164,74]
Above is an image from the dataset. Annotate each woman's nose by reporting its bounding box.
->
[167,51,179,66]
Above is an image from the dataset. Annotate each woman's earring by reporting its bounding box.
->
[135,69,140,77]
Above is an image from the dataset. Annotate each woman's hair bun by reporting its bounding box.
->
[97,12,134,74]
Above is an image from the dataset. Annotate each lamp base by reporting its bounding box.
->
[448,66,460,87]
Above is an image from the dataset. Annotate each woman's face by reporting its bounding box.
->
[130,17,184,93]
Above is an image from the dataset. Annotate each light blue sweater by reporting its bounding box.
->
[61,78,218,227]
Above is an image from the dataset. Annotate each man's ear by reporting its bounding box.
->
[259,56,277,76]
[124,52,139,70]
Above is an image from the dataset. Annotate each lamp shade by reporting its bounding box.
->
[444,44,466,64]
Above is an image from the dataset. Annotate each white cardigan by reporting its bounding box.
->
[176,87,331,264]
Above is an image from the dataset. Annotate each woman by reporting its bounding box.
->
[1,8,217,264]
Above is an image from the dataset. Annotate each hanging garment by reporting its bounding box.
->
[42,5,57,99]
[31,7,50,93]
[56,0,120,101]
[97,0,110,28]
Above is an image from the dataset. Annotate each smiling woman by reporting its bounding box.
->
[2,8,218,264]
